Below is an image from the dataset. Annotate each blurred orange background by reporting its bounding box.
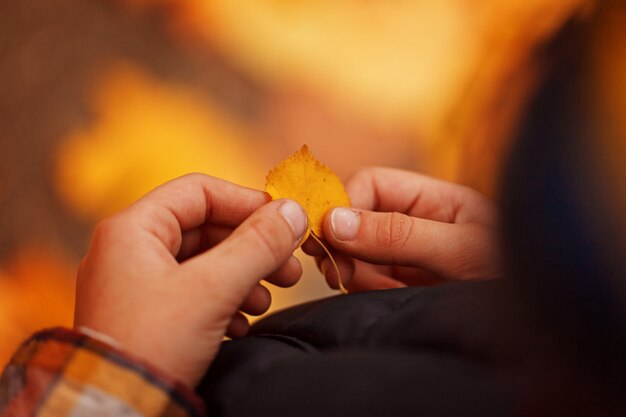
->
[0,0,612,366]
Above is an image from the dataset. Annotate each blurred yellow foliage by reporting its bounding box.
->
[0,247,75,367]
[177,1,587,128]
[159,0,590,195]
[55,63,262,221]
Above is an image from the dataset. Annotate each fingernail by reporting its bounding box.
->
[279,200,308,239]
[331,208,360,241]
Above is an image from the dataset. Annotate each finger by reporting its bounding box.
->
[345,167,498,225]
[264,255,303,288]
[348,260,406,292]
[389,265,445,287]
[240,284,271,316]
[316,253,355,291]
[226,312,250,339]
[301,235,326,257]
[120,173,270,256]
[181,199,308,312]
[177,224,233,261]
[328,260,441,291]
[324,208,502,281]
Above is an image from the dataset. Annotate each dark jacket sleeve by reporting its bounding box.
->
[199,283,517,417]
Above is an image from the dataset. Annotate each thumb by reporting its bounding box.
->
[181,199,307,306]
[323,207,500,281]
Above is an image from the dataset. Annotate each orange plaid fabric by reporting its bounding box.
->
[0,328,205,417]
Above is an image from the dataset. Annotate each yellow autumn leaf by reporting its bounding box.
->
[265,145,351,241]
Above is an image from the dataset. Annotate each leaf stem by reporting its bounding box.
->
[310,231,347,294]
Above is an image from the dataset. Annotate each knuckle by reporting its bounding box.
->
[174,172,214,192]
[348,167,378,186]
[91,216,124,247]
[376,212,414,252]
[141,203,181,252]
[180,172,208,182]
[349,167,372,181]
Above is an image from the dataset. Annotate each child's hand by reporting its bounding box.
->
[74,174,307,387]
[304,168,501,291]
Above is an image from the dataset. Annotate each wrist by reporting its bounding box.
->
[74,322,204,388]
[19,327,206,415]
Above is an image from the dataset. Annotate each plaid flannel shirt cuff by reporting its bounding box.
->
[0,327,206,417]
